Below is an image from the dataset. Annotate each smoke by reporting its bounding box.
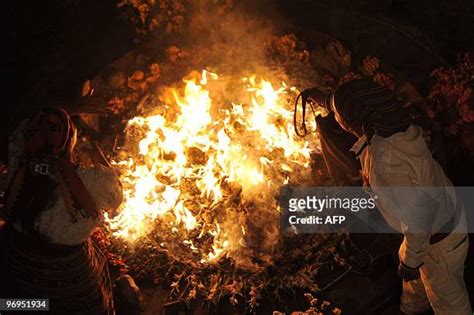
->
[186,1,279,69]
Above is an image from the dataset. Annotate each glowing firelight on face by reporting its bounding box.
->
[106,70,317,263]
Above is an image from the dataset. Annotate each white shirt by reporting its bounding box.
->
[7,120,123,245]
[352,125,466,267]
[33,164,123,245]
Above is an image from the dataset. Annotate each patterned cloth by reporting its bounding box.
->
[332,79,411,139]
[3,228,115,315]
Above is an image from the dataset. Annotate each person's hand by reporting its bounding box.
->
[295,87,332,137]
[398,261,422,282]
[300,87,330,108]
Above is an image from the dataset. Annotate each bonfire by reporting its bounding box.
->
[107,69,319,267]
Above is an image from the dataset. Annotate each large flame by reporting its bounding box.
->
[106,70,317,264]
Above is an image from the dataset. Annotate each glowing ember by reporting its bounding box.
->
[106,70,318,264]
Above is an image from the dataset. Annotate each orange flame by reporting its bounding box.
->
[106,70,318,263]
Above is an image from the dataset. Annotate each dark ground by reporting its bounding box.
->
[2,0,474,314]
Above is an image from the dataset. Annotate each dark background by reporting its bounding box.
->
[2,0,474,160]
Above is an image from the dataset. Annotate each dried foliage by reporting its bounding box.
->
[265,34,321,92]
[267,34,310,65]
[288,292,342,315]
[308,48,396,93]
[310,49,435,154]
[102,62,161,116]
[309,41,352,87]
[427,53,474,138]
[116,0,237,37]
[95,223,349,312]
[117,0,189,36]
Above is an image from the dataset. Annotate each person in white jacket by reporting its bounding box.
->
[297,79,471,315]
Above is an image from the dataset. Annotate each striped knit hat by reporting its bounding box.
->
[333,79,411,139]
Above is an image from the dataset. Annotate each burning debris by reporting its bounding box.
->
[106,69,319,268]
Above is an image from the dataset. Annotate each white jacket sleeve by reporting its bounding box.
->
[371,169,432,268]
[397,187,435,268]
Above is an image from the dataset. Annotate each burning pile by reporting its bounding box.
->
[93,1,346,309]
[106,69,319,269]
